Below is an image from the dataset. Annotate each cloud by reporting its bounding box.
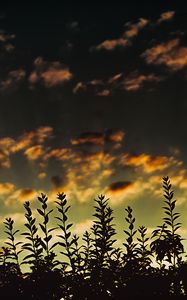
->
[0,30,15,52]
[51,175,66,188]
[95,38,128,51]
[71,129,125,146]
[24,145,44,161]
[0,182,15,195]
[124,18,149,38]
[120,153,181,174]
[97,89,111,96]
[157,11,175,24]
[0,69,26,93]
[29,57,73,87]
[107,179,145,205]
[74,219,93,234]
[5,188,37,206]
[108,73,123,84]
[44,148,74,161]
[73,69,162,96]
[123,71,162,91]
[38,172,47,180]
[0,126,53,168]
[93,18,149,52]
[11,126,53,153]
[73,82,87,94]
[0,150,11,168]
[142,39,187,71]
[108,181,133,192]
[66,21,80,32]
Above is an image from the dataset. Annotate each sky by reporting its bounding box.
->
[0,1,187,252]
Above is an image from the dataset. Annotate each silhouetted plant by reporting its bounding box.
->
[4,218,22,271]
[137,225,152,269]
[37,193,57,268]
[22,201,43,270]
[91,195,116,269]
[151,177,184,268]
[123,206,138,267]
[0,176,186,299]
[55,192,79,273]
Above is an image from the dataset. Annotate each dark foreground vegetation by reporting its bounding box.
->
[0,177,187,299]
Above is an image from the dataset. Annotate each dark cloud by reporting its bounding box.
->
[71,129,125,146]
[0,69,26,94]
[108,181,133,191]
[51,175,66,188]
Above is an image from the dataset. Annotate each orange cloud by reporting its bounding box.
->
[96,38,128,51]
[142,39,187,71]
[0,150,11,168]
[24,145,44,161]
[71,129,125,146]
[124,18,149,38]
[94,18,149,52]
[44,148,74,161]
[0,182,15,195]
[120,153,179,173]
[108,73,123,84]
[0,69,26,93]
[97,89,110,96]
[11,126,53,153]
[157,11,175,24]
[0,126,53,168]
[71,132,105,146]
[29,57,73,87]
[123,71,162,91]
[6,188,37,206]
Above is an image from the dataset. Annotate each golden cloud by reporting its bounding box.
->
[71,129,125,146]
[24,145,44,161]
[94,18,149,52]
[0,182,15,195]
[29,57,73,87]
[124,18,149,38]
[5,188,37,206]
[123,72,162,91]
[0,69,26,93]
[44,148,74,161]
[142,39,187,71]
[157,11,175,24]
[120,153,180,174]
[96,38,128,51]
[11,126,53,153]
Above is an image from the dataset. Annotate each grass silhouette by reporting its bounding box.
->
[0,176,187,299]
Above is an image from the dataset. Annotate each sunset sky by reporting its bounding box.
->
[0,1,187,252]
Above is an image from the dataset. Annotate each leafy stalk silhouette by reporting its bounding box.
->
[123,206,138,266]
[55,192,77,273]
[37,193,57,269]
[91,195,116,269]
[4,218,22,272]
[0,176,186,299]
[22,201,43,269]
